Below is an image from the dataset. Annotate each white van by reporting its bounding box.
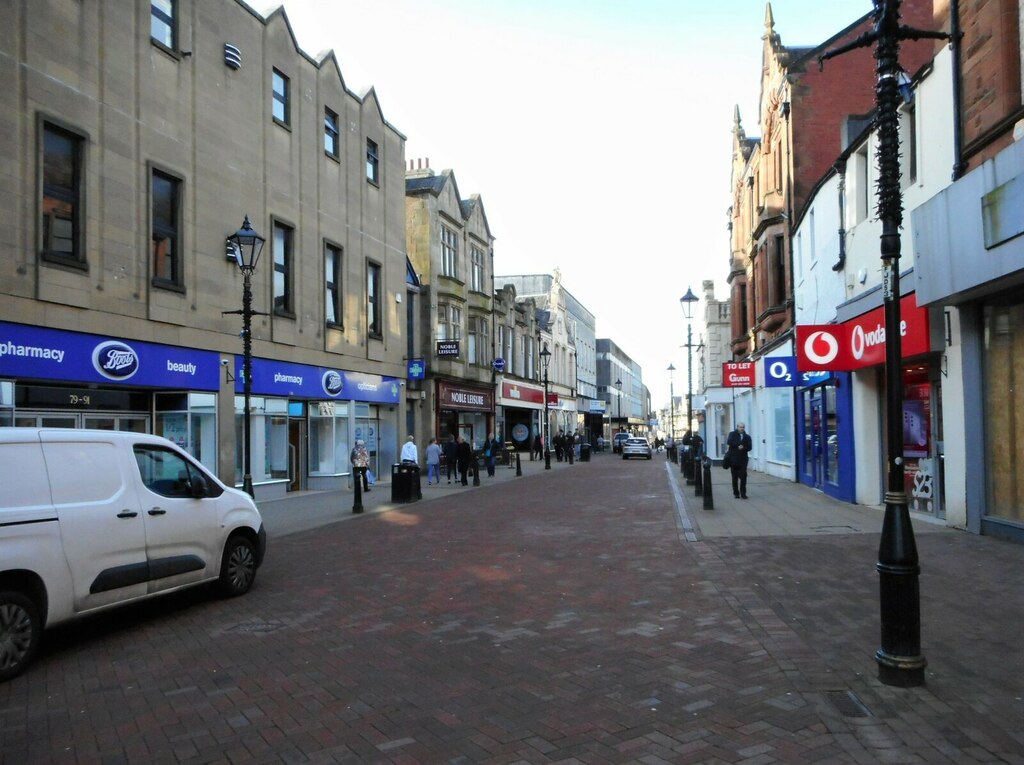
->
[0,428,267,681]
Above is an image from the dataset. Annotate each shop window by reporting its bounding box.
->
[770,386,793,464]
[0,381,13,427]
[234,396,289,487]
[983,303,1024,523]
[155,392,217,473]
[309,400,349,475]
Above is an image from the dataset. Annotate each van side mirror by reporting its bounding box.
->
[189,473,209,499]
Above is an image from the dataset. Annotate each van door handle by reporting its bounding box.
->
[148,508,167,516]
[117,510,138,519]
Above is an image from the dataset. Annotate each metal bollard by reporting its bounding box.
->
[352,473,364,514]
[702,458,714,510]
[473,462,481,486]
[516,452,522,476]
[694,456,704,496]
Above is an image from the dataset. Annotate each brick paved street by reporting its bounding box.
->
[1,455,1022,764]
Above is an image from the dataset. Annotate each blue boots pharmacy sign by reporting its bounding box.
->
[0,321,220,390]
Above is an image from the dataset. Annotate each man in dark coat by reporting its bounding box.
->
[456,435,473,486]
[443,435,458,484]
[726,423,753,499]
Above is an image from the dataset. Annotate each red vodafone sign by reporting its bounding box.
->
[797,294,930,371]
[723,362,756,387]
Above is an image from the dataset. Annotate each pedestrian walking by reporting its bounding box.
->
[443,435,457,484]
[482,432,499,477]
[456,435,473,485]
[533,433,543,460]
[350,439,370,492]
[425,437,441,485]
[401,435,418,464]
[726,423,753,499]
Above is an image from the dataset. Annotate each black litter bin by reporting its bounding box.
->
[579,443,591,462]
[391,463,422,503]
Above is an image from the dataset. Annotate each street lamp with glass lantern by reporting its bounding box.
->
[818,0,947,688]
[540,343,552,470]
[227,215,266,498]
[680,286,699,483]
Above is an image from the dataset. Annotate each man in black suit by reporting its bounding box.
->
[726,423,753,499]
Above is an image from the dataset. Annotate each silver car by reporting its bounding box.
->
[621,437,653,460]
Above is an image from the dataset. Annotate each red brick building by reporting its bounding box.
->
[727,1,935,360]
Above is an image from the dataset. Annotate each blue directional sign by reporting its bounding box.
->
[493,357,506,373]
[764,357,830,388]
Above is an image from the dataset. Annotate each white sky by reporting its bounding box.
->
[274,0,874,407]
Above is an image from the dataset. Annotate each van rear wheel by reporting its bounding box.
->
[217,536,257,597]
[0,591,40,682]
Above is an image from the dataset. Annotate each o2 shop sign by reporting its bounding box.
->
[797,294,930,371]
[764,357,830,388]
[723,362,756,387]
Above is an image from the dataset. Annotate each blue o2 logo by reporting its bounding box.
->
[322,370,343,396]
[92,341,140,380]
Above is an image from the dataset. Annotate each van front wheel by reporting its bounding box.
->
[218,536,257,597]
[0,591,40,683]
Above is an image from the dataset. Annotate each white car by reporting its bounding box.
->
[622,437,653,460]
[0,429,267,681]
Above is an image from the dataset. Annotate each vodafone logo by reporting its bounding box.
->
[803,330,840,365]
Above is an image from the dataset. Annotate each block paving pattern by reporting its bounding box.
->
[1,459,1022,764]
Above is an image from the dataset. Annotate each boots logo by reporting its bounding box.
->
[321,370,343,396]
[802,330,840,365]
[92,341,139,380]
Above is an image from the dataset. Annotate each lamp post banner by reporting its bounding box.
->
[797,294,929,371]
[722,362,756,388]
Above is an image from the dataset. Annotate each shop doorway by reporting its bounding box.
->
[809,395,826,490]
[288,419,304,492]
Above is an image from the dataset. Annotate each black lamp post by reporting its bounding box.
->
[667,364,676,462]
[680,287,699,483]
[541,343,552,470]
[615,378,623,444]
[227,215,266,498]
[820,0,947,688]
[667,364,676,442]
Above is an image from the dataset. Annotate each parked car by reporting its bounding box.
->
[0,429,267,682]
[622,437,653,460]
[612,432,631,453]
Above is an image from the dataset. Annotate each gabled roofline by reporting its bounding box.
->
[250,2,407,140]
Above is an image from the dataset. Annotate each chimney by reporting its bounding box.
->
[406,157,434,179]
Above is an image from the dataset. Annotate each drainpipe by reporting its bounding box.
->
[949,0,966,180]
[833,159,848,272]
